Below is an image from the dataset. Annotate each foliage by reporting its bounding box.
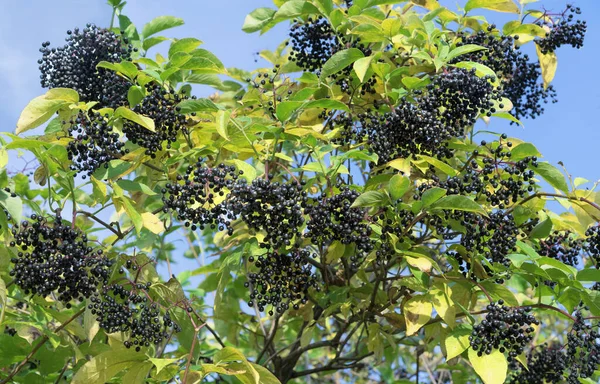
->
[0,0,596,383]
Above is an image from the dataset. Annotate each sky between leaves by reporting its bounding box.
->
[0,0,599,276]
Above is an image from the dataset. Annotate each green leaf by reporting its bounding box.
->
[350,191,388,208]
[421,187,447,207]
[127,86,145,108]
[468,348,508,384]
[430,195,486,215]
[149,357,180,374]
[119,197,143,234]
[531,162,569,193]
[320,48,365,79]
[464,0,519,13]
[216,110,231,141]
[168,38,203,58]
[417,155,458,176]
[388,174,410,201]
[84,306,100,345]
[142,36,169,51]
[530,217,552,239]
[16,89,78,134]
[121,361,153,384]
[577,268,600,282]
[115,107,155,132]
[142,16,184,39]
[72,347,147,384]
[451,61,499,86]
[276,101,302,122]
[242,8,276,33]
[510,142,540,160]
[404,295,432,336]
[177,98,220,113]
[214,347,259,384]
[444,325,472,360]
[0,189,22,224]
[446,44,487,62]
[304,99,349,112]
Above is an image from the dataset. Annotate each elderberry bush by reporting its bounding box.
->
[246,248,320,314]
[305,186,373,269]
[227,178,307,250]
[364,68,502,163]
[66,111,127,176]
[90,283,180,351]
[122,84,189,157]
[38,24,132,108]
[9,212,112,303]
[536,5,587,54]
[162,161,240,234]
[470,301,538,359]
[454,29,557,121]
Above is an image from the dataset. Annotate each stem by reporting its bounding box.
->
[183,327,200,383]
[256,315,279,363]
[1,308,85,384]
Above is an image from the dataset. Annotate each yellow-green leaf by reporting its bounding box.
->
[115,107,155,132]
[444,325,471,360]
[535,44,557,88]
[320,48,365,79]
[404,295,432,336]
[141,212,164,234]
[216,110,231,141]
[72,347,147,384]
[468,348,508,384]
[353,56,374,82]
[464,0,519,13]
[16,88,79,134]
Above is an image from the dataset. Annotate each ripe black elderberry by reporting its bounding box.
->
[246,248,319,314]
[121,85,189,157]
[509,343,566,384]
[67,111,127,175]
[364,68,502,163]
[162,161,240,234]
[38,24,132,108]
[288,17,337,73]
[91,283,180,350]
[454,31,557,121]
[227,179,307,249]
[9,212,112,303]
[536,5,586,54]
[537,231,582,266]
[564,310,600,383]
[305,186,373,269]
[470,301,537,359]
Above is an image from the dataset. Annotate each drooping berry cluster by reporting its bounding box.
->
[421,140,538,209]
[246,249,319,314]
[454,29,557,121]
[9,212,112,303]
[305,186,373,268]
[461,212,519,268]
[364,68,502,163]
[227,179,307,249]
[584,225,600,264]
[66,111,127,176]
[90,283,180,352]
[536,5,587,54]
[288,17,337,73]
[121,85,188,157]
[509,344,566,384]
[38,24,132,108]
[564,310,600,383]
[470,301,538,359]
[537,231,582,266]
[162,161,240,234]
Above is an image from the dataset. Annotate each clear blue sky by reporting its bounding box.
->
[1,0,598,275]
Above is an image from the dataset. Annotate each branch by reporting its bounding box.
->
[0,307,85,384]
[256,315,279,363]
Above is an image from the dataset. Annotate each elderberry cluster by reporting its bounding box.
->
[536,5,587,54]
[461,212,519,268]
[122,85,189,157]
[537,231,582,266]
[162,161,240,234]
[363,68,501,163]
[90,283,180,352]
[246,249,319,314]
[227,179,307,249]
[454,28,557,121]
[66,111,127,176]
[470,301,538,359]
[584,225,600,264]
[8,212,112,303]
[38,24,132,108]
[305,186,373,269]
[509,344,566,384]
[564,310,600,383]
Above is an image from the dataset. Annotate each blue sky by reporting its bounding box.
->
[1,0,598,275]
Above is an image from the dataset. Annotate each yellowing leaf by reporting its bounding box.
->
[464,0,519,13]
[115,107,156,132]
[16,88,79,134]
[72,347,147,384]
[405,256,432,272]
[404,295,432,335]
[468,348,508,384]
[535,44,557,89]
[429,284,455,327]
[216,110,231,141]
[444,325,471,360]
[353,56,374,82]
[142,212,165,234]
[149,357,181,374]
